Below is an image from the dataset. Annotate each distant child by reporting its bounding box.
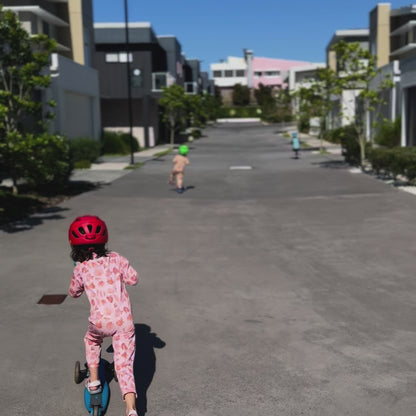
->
[291,132,300,159]
[68,215,138,416]
[169,144,190,193]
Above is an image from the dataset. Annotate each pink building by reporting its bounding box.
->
[210,53,314,104]
[251,57,312,89]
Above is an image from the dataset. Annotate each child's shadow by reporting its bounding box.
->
[134,323,166,415]
[106,323,165,416]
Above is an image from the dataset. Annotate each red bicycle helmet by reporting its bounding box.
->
[68,215,108,245]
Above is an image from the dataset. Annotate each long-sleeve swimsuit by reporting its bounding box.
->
[69,251,138,398]
[172,155,189,175]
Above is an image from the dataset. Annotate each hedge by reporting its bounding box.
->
[368,147,416,181]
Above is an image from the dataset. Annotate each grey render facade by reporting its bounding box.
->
[94,23,208,148]
[368,3,416,147]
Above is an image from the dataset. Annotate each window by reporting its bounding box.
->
[84,29,90,67]
[185,82,197,94]
[265,71,279,77]
[119,52,129,63]
[254,71,262,77]
[105,52,133,63]
[224,70,233,77]
[42,21,50,37]
[152,73,168,90]
[236,69,245,77]
[213,70,222,77]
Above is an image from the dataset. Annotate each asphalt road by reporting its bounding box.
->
[2,122,416,416]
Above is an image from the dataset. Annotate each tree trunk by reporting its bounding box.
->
[170,122,175,148]
[359,136,366,168]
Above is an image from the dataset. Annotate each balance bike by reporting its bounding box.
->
[74,359,117,416]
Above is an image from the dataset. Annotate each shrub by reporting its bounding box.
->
[101,131,139,155]
[374,118,401,148]
[298,115,310,133]
[22,133,72,186]
[69,137,101,165]
[218,106,261,118]
[190,128,202,139]
[367,147,416,181]
[73,160,92,169]
[337,125,361,165]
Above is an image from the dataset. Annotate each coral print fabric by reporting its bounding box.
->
[69,252,138,331]
[69,252,138,397]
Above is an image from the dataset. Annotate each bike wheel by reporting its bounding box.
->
[74,361,82,384]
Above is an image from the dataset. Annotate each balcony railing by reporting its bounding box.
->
[152,72,175,91]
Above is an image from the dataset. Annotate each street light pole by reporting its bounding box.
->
[124,0,134,165]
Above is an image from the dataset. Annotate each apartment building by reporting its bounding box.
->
[325,29,370,129]
[286,63,326,135]
[3,0,101,140]
[389,4,416,146]
[94,23,206,147]
[94,22,169,148]
[211,51,312,105]
[368,3,416,146]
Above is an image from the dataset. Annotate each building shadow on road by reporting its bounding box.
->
[133,323,166,416]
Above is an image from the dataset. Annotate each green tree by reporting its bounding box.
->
[294,66,340,151]
[254,83,276,119]
[330,41,393,165]
[0,7,62,193]
[232,83,250,106]
[202,91,222,121]
[159,84,187,147]
[274,87,292,122]
[185,94,206,128]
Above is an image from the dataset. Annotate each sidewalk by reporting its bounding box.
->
[298,132,342,155]
[70,143,173,184]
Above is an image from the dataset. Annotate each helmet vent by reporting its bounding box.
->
[87,225,93,232]
[96,225,102,233]
[71,230,78,238]
[78,227,86,235]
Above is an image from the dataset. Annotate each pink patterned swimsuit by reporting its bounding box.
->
[69,251,138,398]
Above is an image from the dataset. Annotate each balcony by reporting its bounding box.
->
[390,43,416,58]
[152,72,174,91]
[4,5,70,52]
[390,20,416,36]
[184,82,197,94]
[3,6,69,27]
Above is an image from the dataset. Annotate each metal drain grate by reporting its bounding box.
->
[37,294,67,305]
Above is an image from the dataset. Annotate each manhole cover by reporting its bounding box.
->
[37,294,67,305]
[229,166,253,170]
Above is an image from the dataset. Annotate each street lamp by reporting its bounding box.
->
[124,0,134,165]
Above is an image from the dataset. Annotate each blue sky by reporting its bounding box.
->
[93,1,408,73]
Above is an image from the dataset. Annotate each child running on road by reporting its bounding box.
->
[291,132,300,159]
[169,144,190,193]
[68,215,138,416]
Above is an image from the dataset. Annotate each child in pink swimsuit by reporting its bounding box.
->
[169,144,190,193]
[68,215,138,416]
